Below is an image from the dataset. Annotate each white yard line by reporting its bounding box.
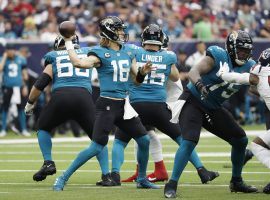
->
[0,159,259,164]
[0,170,268,174]
[0,130,264,144]
[0,144,230,148]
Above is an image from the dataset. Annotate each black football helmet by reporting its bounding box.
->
[53,35,80,50]
[162,32,169,49]
[99,16,128,43]
[141,24,164,46]
[258,48,270,67]
[226,30,253,66]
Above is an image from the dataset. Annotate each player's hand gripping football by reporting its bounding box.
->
[25,102,35,116]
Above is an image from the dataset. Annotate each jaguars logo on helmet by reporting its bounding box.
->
[141,24,164,46]
[99,16,128,43]
[226,30,253,66]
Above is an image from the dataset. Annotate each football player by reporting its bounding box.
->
[53,16,159,191]
[119,28,218,184]
[0,44,30,137]
[25,36,113,186]
[217,48,270,194]
[164,30,258,198]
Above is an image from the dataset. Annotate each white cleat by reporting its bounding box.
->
[0,130,7,137]
[21,130,31,137]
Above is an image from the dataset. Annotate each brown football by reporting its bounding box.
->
[59,21,76,38]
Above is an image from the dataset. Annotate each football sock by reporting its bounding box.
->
[230,137,248,178]
[148,130,163,162]
[18,109,26,131]
[37,130,52,161]
[96,145,109,175]
[171,139,196,181]
[1,110,7,131]
[111,139,127,173]
[135,135,150,179]
[63,141,104,180]
[175,136,203,168]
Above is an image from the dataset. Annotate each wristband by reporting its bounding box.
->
[136,67,146,83]
[27,99,34,104]
[65,40,74,50]
[194,79,204,91]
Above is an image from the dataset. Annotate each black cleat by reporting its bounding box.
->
[164,180,177,198]
[111,172,121,186]
[243,149,254,166]
[33,160,56,182]
[230,180,258,193]
[197,167,219,184]
[96,173,118,186]
[263,182,270,194]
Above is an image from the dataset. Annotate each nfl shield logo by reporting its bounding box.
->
[117,53,120,56]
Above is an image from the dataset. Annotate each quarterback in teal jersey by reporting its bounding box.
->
[53,16,159,191]
[25,36,112,186]
[164,30,258,198]
[0,44,29,137]
[113,24,218,185]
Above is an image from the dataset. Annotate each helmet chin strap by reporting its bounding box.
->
[235,59,245,65]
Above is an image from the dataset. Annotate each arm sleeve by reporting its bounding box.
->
[221,72,250,84]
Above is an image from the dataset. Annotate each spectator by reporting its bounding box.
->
[181,17,194,39]
[22,17,38,40]
[40,22,58,42]
[0,21,17,39]
[163,16,183,39]
[104,2,119,17]
[237,2,257,34]
[260,18,270,38]
[185,41,206,68]
[126,13,142,41]
[193,13,215,40]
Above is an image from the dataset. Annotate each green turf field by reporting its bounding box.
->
[0,128,269,199]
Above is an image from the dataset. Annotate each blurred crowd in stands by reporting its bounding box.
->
[0,0,270,42]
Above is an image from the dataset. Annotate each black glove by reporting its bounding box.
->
[194,80,209,100]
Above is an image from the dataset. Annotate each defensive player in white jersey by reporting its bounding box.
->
[217,48,270,194]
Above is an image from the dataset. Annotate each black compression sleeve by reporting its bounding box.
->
[34,73,52,91]
[136,67,146,83]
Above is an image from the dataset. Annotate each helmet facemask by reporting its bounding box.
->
[234,46,252,65]
[226,30,253,66]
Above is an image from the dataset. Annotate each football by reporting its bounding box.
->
[59,21,76,38]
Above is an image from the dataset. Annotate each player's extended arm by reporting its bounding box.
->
[220,72,250,84]
[169,64,180,82]
[64,38,100,69]
[0,52,7,72]
[25,65,53,115]
[188,56,214,96]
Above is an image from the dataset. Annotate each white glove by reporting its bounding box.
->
[25,102,35,116]
[217,61,230,77]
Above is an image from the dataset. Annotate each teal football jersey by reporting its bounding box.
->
[1,55,27,87]
[88,44,136,99]
[44,47,92,93]
[129,48,177,103]
[187,46,256,109]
